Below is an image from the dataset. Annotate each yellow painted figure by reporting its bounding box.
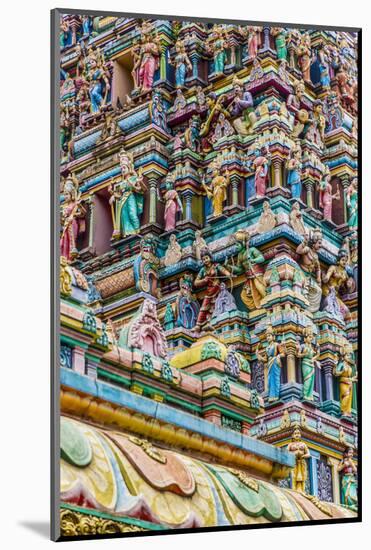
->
[287,427,310,493]
[202,156,230,217]
[334,347,357,416]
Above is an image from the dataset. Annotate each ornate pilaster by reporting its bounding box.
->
[72,346,85,375]
[327,457,341,504]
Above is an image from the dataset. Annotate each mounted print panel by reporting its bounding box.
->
[52,9,360,542]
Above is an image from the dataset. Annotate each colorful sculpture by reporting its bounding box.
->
[134,236,161,299]
[164,234,182,267]
[338,447,358,510]
[227,76,256,135]
[256,200,276,234]
[256,325,286,402]
[287,426,310,493]
[319,169,340,221]
[289,201,306,235]
[60,174,86,261]
[192,230,209,261]
[296,326,320,401]
[109,148,147,238]
[170,39,192,87]
[58,16,359,531]
[176,274,200,329]
[286,144,302,199]
[322,249,351,321]
[296,32,312,83]
[207,25,228,74]
[135,21,161,93]
[84,46,111,113]
[296,229,322,312]
[346,177,358,230]
[194,250,231,332]
[226,230,266,310]
[334,345,357,417]
[163,173,183,231]
[271,27,288,60]
[252,148,271,198]
[212,283,237,317]
[202,156,230,217]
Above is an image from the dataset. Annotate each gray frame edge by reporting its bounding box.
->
[51,7,61,543]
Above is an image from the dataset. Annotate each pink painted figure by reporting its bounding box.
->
[136,22,160,92]
[248,27,261,59]
[319,169,340,221]
[253,149,271,198]
[60,174,86,262]
[163,174,183,231]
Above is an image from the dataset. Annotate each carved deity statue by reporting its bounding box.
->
[346,177,358,230]
[296,228,322,312]
[239,26,262,59]
[84,46,111,113]
[286,144,302,199]
[192,230,209,261]
[296,32,312,83]
[256,200,276,234]
[193,249,231,332]
[287,427,310,493]
[212,283,237,317]
[170,38,192,88]
[133,21,161,93]
[202,156,230,217]
[109,148,147,239]
[163,173,183,231]
[322,249,352,321]
[252,148,271,198]
[176,274,200,329]
[227,76,256,136]
[134,236,161,299]
[226,229,266,310]
[289,201,306,235]
[271,27,288,60]
[206,25,229,74]
[164,234,182,267]
[60,174,86,262]
[296,326,320,401]
[338,447,358,510]
[256,325,286,402]
[334,345,357,417]
[319,167,341,219]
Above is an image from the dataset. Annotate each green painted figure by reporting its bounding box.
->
[109,148,147,238]
[296,326,319,401]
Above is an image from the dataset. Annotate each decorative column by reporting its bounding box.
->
[286,345,297,383]
[304,178,315,208]
[160,43,167,81]
[190,52,200,80]
[148,176,158,224]
[322,363,335,401]
[272,157,283,188]
[87,194,95,249]
[308,449,320,497]
[183,190,194,222]
[262,27,271,51]
[231,174,240,207]
[327,457,341,504]
[72,346,85,375]
[340,174,350,224]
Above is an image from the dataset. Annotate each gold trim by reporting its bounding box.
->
[60,509,146,537]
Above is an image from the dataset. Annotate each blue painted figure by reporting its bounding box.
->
[176,275,200,329]
[171,39,192,88]
[257,326,286,402]
[287,146,302,199]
